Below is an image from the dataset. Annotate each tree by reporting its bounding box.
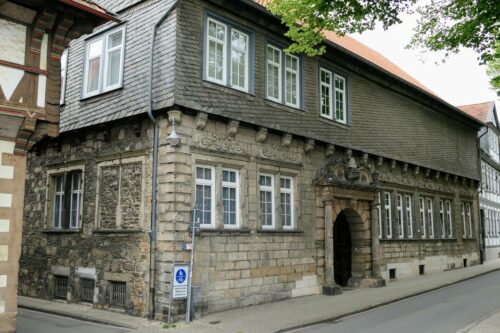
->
[267,0,499,88]
[487,43,500,95]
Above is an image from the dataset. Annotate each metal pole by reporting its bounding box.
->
[186,211,198,322]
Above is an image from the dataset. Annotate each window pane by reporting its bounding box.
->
[88,39,102,59]
[231,30,247,89]
[106,49,121,87]
[87,58,100,93]
[107,30,123,49]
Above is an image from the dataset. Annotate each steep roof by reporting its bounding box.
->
[458,102,495,124]
[58,0,118,22]
[253,0,434,95]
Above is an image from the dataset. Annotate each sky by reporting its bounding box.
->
[351,13,497,107]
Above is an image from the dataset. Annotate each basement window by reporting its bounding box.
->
[54,275,68,300]
[389,268,396,280]
[109,281,126,308]
[80,278,95,303]
[419,264,425,275]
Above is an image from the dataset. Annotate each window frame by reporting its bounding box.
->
[69,172,83,229]
[445,200,453,238]
[284,53,300,108]
[221,168,239,229]
[82,25,126,99]
[259,173,275,230]
[46,166,85,230]
[377,192,382,239]
[280,176,294,230]
[319,65,349,124]
[419,197,427,238]
[427,198,434,238]
[60,49,68,105]
[266,42,302,109]
[466,203,472,237]
[194,165,216,229]
[384,192,392,239]
[439,199,445,238]
[204,15,253,93]
[396,193,404,239]
[405,195,413,239]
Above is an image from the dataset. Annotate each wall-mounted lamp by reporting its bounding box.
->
[167,118,181,147]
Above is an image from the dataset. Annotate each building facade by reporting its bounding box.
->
[19,0,482,322]
[0,1,113,331]
[460,102,500,262]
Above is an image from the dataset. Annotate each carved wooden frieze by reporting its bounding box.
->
[192,133,247,154]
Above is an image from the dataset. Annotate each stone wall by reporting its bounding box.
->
[19,118,153,317]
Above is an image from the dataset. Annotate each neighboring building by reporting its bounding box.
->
[459,101,500,262]
[19,0,482,322]
[0,1,114,331]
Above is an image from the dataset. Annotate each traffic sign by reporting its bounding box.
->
[172,264,189,299]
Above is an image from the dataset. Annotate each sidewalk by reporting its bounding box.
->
[18,259,500,333]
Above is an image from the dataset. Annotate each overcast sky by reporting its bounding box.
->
[351,13,497,107]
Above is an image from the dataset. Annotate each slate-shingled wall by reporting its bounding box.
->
[61,0,176,132]
[174,0,479,180]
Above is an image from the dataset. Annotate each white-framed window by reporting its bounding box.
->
[284,54,299,107]
[195,165,216,228]
[222,168,239,229]
[206,17,250,92]
[461,203,466,237]
[466,203,472,237]
[82,25,125,98]
[319,67,348,124]
[259,174,275,229]
[419,197,426,238]
[334,75,347,124]
[69,172,83,229]
[266,44,301,108]
[427,198,434,238]
[377,192,382,239]
[51,170,83,229]
[384,192,392,239]
[60,49,68,104]
[266,44,282,102]
[320,68,332,118]
[280,176,294,229]
[439,200,445,238]
[396,194,404,238]
[405,195,413,238]
[446,200,453,238]
[53,175,65,228]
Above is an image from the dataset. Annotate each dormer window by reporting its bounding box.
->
[82,25,125,98]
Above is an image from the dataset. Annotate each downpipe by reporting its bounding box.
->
[477,127,488,265]
[147,0,179,321]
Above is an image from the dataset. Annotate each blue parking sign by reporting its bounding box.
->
[172,264,189,299]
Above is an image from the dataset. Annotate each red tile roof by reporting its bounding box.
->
[457,102,493,124]
[253,0,435,96]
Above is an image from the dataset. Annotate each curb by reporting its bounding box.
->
[18,305,138,330]
[275,266,500,333]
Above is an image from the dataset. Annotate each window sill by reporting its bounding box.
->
[196,228,251,236]
[92,229,145,234]
[43,229,82,234]
[256,229,304,235]
[202,80,256,99]
[381,237,458,242]
[463,237,477,240]
[264,99,304,113]
[80,86,123,102]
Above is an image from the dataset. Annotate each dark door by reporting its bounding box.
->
[334,212,352,286]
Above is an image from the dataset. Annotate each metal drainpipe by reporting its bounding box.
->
[147,0,179,321]
[477,126,488,264]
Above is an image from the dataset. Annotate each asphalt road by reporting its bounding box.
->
[17,308,130,333]
[292,270,500,333]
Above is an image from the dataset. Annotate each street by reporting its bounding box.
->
[17,309,129,333]
[292,270,500,333]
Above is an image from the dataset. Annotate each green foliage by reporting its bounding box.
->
[486,43,500,95]
[267,0,415,56]
[267,0,499,94]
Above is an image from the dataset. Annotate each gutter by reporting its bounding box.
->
[147,0,179,321]
[477,126,488,265]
